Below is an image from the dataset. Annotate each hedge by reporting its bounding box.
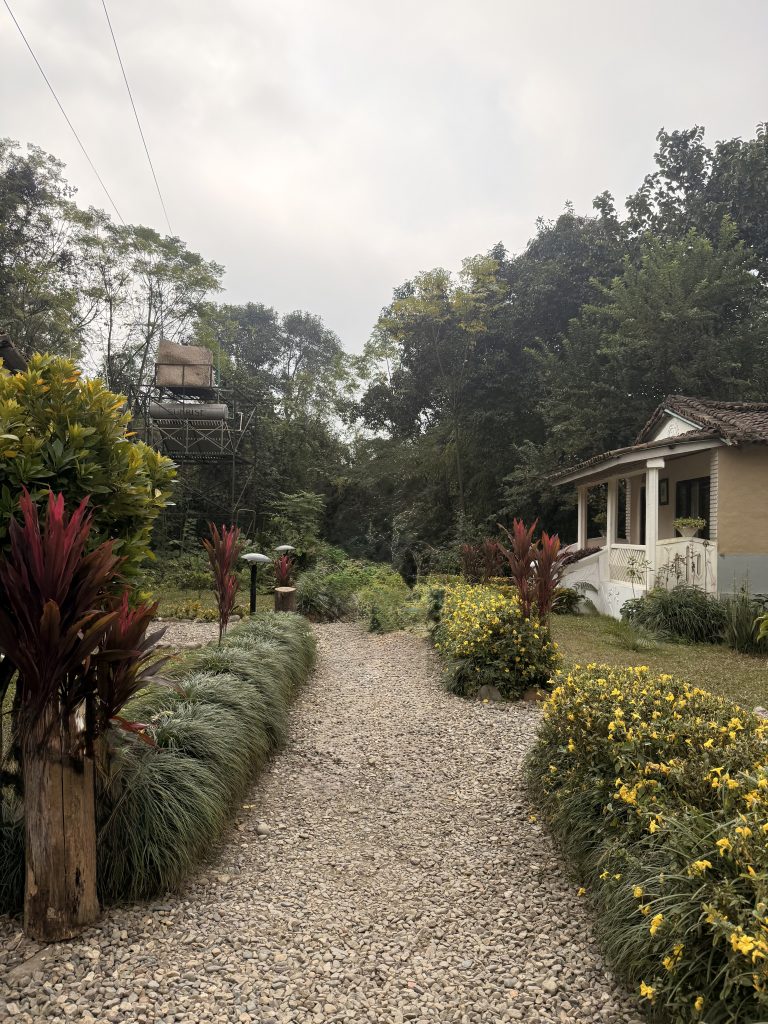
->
[528,664,768,1023]
[0,612,316,912]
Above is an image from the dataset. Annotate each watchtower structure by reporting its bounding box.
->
[146,341,256,542]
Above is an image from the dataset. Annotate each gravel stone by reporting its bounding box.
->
[0,621,644,1023]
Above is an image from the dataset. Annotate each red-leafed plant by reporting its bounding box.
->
[460,539,505,583]
[534,531,566,621]
[94,592,172,739]
[0,489,169,941]
[203,523,242,643]
[274,553,294,587]
[0,490,121,747]
[498,518,538,617]
[498,519,566,621]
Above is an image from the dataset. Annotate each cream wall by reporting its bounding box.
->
[625,450,714,543]
[717,445,768,556]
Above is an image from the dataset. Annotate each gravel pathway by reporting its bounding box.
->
[0,622,643,1024]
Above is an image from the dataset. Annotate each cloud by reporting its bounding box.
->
[3,0,767,349]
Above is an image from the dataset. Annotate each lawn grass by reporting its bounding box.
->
[551,612,768,709]
[156,587,274,618]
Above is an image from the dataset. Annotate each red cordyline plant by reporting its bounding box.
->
[498,518,538,617]
[274,553,294,587]
[498,519,566,621]
[203,522,242,642]
[95,592,171,741]
[534,531,566,620]
[0,489,121,748]
[459,539,504,583]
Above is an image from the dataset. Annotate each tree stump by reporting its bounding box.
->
[23,709,99,942]
[274,587,297,613]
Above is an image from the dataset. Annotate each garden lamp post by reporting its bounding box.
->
[241,552,271,613]
[274,544,295,554]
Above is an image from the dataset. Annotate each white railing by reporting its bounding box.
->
[656,538,717,594]
[608,544,648,586]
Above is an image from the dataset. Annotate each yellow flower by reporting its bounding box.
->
[639,981,655,1002]
[633,885,644,899]
[694,995,705,1013]
[577,887,586,896]
[715,837,732,856]
[649,912,664,937]
[688,859,712,875]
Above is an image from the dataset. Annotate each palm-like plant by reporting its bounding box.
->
[498,518,537,616]
[274,553,294,587]
[203,523,242,642]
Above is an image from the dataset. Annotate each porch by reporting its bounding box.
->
[562,446,719,617]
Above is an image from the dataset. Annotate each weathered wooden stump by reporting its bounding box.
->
[23,710,99,942]
[274,587,297,613]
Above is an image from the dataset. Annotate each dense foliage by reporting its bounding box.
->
[621,587,729,645]
[432,582,560,698]
[0,356,174,574]
[529,665,768,1022]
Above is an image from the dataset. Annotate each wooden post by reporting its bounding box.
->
[23,707,99,942]
[274,587,297,613]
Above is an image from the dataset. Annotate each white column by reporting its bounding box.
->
[577,486,588,549]
[645,458,665,585]
[606,477,618,553]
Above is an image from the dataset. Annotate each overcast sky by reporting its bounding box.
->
[3,1,768,351]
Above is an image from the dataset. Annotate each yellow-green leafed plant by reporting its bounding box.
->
[529,664,768,1023]
[0,355,175,576]
[433,581,560,698]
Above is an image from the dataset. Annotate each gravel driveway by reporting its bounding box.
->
[0,622,643,1024]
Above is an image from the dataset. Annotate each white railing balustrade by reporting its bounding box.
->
[608,544,649,586]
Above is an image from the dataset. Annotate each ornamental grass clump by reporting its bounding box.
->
[432,582,560,698]
[528,665,768,1022]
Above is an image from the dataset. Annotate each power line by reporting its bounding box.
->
[3,0,126,224]
[100,0,174,236]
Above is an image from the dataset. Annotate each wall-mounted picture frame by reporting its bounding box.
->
[659,477,669,505]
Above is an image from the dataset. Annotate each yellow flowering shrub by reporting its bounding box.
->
[432,582,560,698]
[529,665,768,1022]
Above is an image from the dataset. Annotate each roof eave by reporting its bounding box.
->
[555,435,724,487]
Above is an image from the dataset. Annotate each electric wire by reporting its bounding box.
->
[3,0,126,224]
[100,0,174,235]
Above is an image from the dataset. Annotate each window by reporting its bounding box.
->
[675,476,711,539]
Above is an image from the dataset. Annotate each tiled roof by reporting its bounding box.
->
[638,395,768,444]
[554,394,768,483]
[552,429,720,480]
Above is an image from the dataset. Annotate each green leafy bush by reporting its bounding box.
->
[0,356,175,576]
[621,586,727,644]
[357,570,413,633]
[529,665,768,1022]
[296,562,366,621]
[432,582,560,698]
[720,586,766,654]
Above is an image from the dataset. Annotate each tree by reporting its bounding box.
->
[0,140,87,360]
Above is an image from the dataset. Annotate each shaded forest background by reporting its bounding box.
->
[2,124,768,570]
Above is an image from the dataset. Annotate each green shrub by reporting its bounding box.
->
[552,586,583,615]
[357,570,414,633]
[622,585,727,644]
[296,563,360,620]
[721,585,767,654]
[432,582,560,699]
[0,356,174,576]
[529,665,768,1022]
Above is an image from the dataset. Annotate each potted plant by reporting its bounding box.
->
[673,516,706,538]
